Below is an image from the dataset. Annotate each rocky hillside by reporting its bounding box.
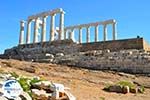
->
[0,59,150,100]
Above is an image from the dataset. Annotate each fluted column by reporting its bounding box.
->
[113,22,117,40]
[86,26,90,43]
[79,27,82,43]
[95,25,99,42]
[41,16,47,42]
[59,11,65,40]
[26,19,31,44]
[19,20,25,45]
[50,14,56,41]
[103,24,107,41]
[33,18,39,43]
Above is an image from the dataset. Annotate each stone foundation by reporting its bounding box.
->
[1,38,150,74]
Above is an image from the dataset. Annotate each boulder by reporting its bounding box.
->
[56,53,64,57]
[45,53,54,59]
[0,96,8,100]
[24,67,35,73]
[19,91,32,100]
[109,85,122,93]
[130,88,138,93]
[31,89,51,100]
[122,86,130,94]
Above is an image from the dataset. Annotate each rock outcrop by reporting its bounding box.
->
[0,73,75,100]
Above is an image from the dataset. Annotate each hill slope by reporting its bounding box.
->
[0,59,150,100]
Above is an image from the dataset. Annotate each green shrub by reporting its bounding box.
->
[138,86,145,93]
[18,77,30,92]
[117,81,135,89]
[10,72,19,78]
[30,78,41,85]
[103,84,111,91]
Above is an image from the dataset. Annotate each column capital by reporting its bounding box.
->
[86,26,91,29]
[112,22,117,25]
[50,13,56,16]
[41,15,48,19]
[60,11,65,14]
[20,20,26,23]
[79,27,82,30]
[94,24,99,27]
[27,18,33,23]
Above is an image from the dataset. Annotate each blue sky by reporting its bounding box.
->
[0,0,150,53]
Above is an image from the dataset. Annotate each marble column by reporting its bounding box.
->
[59,11,65,40]
[33,18,39,43]
[26,19,31,44]
[79,27,82,43]
[50,14,56,41]
[112,22,117,40]
[64,29,67,40]
[95,25,99,42]
[69,29,74,40]
[41,16,47,42]
[103,24,107,41]
[86,26,90,43]
[19,20,25,45]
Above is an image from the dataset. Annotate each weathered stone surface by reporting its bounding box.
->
[0,73,75,100]
[0,96,8,100]
[1,39,150,74]
[23,67,35,73]
[130,88,138,93]
[55,53,64,57]
[109,85,122,93]
[122,86,130,94]
[19,91,32,100]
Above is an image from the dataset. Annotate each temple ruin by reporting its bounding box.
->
[1,8,150,74]
[19,8,117,45]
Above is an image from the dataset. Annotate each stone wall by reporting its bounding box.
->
[54,49,150,74]
[79,38,146,52]
[1,38,150,74]
[143,40,150,51]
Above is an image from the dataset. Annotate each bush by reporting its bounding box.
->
[117,81,135,89]
[30,78,41,85]
[103,84,111,91]
[10,72,19,78]
[138,86,145,93]
[103,80,145,94]
[18,77,30,92]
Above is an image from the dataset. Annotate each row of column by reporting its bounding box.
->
[65,23,117,43]
[19,11,65,45]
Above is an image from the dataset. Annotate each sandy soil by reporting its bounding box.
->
[0,59,150,100]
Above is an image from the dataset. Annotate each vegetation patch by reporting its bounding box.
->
[103,80,145,94]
